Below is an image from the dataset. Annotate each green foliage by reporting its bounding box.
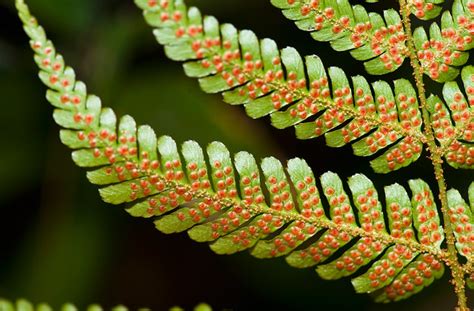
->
[134,0,436,173]
[272,0,471,81]
[169,304,212,311]
[366,0,444,20]
[413,0,473,82]
[0,299,135,311]
[15,0,474,304]
[12,0,474,309]
[447,182,474,261]
[427,66,474,169]
[133,0,474,173]
[0,299,211,311]
[271,0,408,74]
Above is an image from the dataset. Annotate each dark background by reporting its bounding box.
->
[0,0,472,310]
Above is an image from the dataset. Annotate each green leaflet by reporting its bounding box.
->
[171,304,213,311]
[410,0,444,20]
[469,276,474,290]
[427,65,474,170]
[314,174,387,280]
[273,0,472,82]
[374,254,445,302]
[353,181,446,301]
[413,0,473,82]
[0,299,211,311]
[15,0,473,306]
[447,182,474,260]
[271,0,408,75]
[135,0,427,174]
[351,183,417,294]
[334,0,443,20]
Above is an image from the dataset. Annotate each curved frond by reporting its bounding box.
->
[271,0,472,81]
[270,0,408,75]
[414,0,474,82]
[427,65,473,169]
[17,0,449,303]
[134,0,427,174]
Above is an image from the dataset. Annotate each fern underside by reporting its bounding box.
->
[271,0,473,82]
[15,0,474,306]
[134,0,474,173]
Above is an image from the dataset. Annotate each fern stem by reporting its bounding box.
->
[133,165,447,258]
[399,0,469,309]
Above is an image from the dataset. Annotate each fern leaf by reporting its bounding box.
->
[447,182,474,260]
[134,0,427,174]
[372,180,446,302]
[447,184,473,302]
[16,0,451,302]
[374,253,445,302]
[362,0,444,20]
[409,0,444,19]
[427,65,473,169]
[271,0,408,75]
[413,0,474,82]
[0,299,211,311]
[468,275,474,289]
[272,0,472,81]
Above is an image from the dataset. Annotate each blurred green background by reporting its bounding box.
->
[0,0,472,310]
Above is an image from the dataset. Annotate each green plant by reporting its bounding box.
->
[0,299,212,311]
[0,299,144,311]
[13,0,474,309]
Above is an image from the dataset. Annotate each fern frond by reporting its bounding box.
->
[427,65,473,169]
[134,0,427,174]
[447,182,474,260]
[363,0,444,20]
[0,299,212,311]
[16,0,452,303]
[408,0,444,19]
[413,0,474,82]
[271,0,408,75]
[272,0,472,81]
